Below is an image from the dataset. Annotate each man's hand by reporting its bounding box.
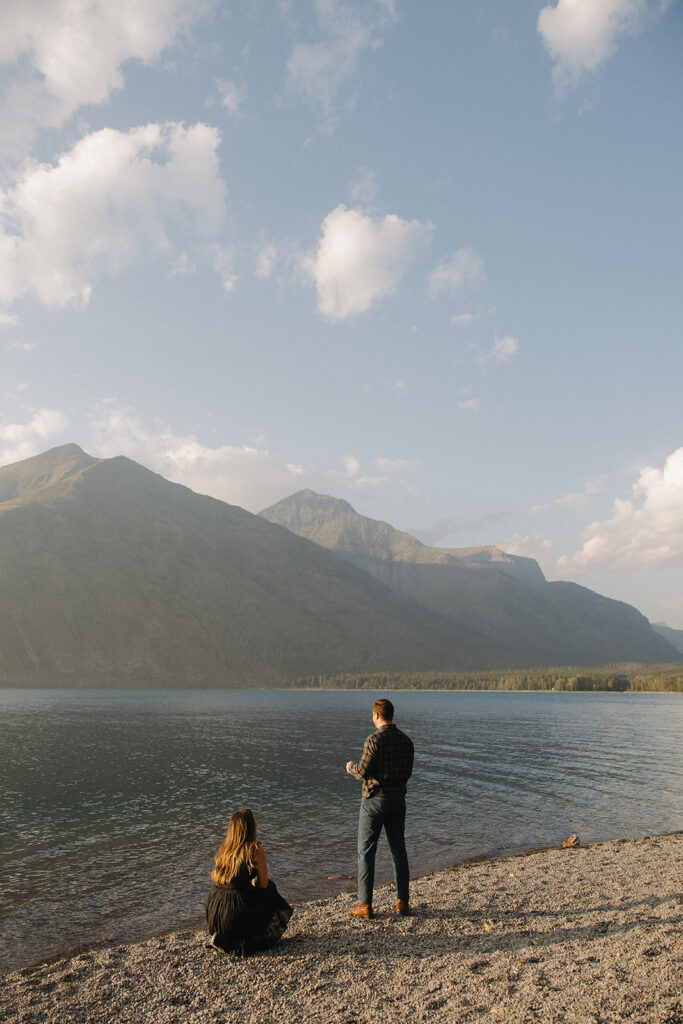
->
[346,760,354,774]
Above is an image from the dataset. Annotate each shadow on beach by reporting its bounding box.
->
[273,896,682,962]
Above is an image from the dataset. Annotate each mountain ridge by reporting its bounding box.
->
[0,445,497,687]
[0,445,677,688]
[260,489,678,667]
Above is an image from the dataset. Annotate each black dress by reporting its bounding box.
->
[206,862,293,957]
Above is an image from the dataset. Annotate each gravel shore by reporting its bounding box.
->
[2,833,681,1024]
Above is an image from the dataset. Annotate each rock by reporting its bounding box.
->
[562,834,581,848]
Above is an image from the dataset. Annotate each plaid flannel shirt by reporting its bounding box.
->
[348,723,414,799]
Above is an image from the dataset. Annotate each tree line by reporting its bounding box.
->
[287,663,683,693]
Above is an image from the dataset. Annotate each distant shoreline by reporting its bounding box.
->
[2,659,682,693]
[3,833,681,1024]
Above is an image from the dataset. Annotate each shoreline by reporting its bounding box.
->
[3,833,681,1023]
[10,829,678,977]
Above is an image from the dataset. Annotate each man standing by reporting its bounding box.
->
[345,698,414,919]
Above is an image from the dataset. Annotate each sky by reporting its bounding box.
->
[1,0,682,628]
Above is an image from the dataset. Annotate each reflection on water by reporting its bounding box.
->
[1,688,681,972]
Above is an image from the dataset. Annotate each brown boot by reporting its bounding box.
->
[396,899,410,916]
[349,903,373,919]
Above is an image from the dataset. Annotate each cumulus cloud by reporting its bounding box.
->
[212,245,238,293]
[217,79,246,118]
[0,121,226,309]
[90,406,311,512]
[256,244,280,280]
[532,479,602,513]
[0,408,68,465]
[537,0,671,89]
[502,534,555,560]
[429,248,485,297]
[476,335,519,369]
[558,448,683,573]
[451,311,478,327]
[492,336,519,363]
[458,397,481,412]
[343,455,360,477]
[287,0,396,112]
[304,204,432,320]
[89,405,410,510]
[0,0,208,146]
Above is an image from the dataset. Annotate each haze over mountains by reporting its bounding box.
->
[0,446,678,688]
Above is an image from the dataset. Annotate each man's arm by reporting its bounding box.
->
[345,734,377,779]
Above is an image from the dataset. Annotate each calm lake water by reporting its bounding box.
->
[1,688,682,973]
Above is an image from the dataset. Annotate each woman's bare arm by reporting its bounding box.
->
[252,843,268,889]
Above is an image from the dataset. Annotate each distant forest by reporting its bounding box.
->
[289,663,683,693]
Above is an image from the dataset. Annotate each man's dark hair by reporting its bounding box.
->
[373,698,394,722]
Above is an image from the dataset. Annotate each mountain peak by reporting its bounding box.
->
[0,443,99,506]
[264,488,356,515]
[261,488,459,564]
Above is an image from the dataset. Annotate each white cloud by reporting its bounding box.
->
[349,168,378,204]
[0,313,20,328]
[532,479,602,513]
[0,408,68,465]
[90,406,309,512]
[304,204,432,320]
[0,0,209,146]
[286,1,396,112]
[492,336,519,363]
[0,121,226,309]
[4,339,34,352]
[450,305,495,328]
[502,533,555,560]
[212,245,238,293]
[429,248,485,297]
[558,447,683,573]
[375,457,416,474]
[475,335,519,369]
[343,454,360,477]
[537,0,671,89]
[458,397,481,412]
[451,312,478,327]
[89,405,408,510]
[256,244,280,280]
[217,79,246,118]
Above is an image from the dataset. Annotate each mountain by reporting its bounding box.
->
[260,489,545,586]
[0,446,501,687]
[260,489,679,667]
[651,622,683,655]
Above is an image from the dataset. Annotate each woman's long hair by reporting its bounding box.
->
[211,808,260,885]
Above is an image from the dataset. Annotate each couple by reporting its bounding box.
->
[206,698,414,955]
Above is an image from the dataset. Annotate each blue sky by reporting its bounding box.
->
[1,0,682,628]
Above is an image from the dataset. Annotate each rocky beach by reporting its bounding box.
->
[2,833,681,1024]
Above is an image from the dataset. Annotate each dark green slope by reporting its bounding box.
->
[260,490,679,667]
[0,446,494,687]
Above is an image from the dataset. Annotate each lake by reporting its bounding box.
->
[1,688,681,973]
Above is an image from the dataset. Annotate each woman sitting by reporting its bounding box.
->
[206,808,292,956]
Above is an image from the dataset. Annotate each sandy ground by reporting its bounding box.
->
[1,834,681,1024]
